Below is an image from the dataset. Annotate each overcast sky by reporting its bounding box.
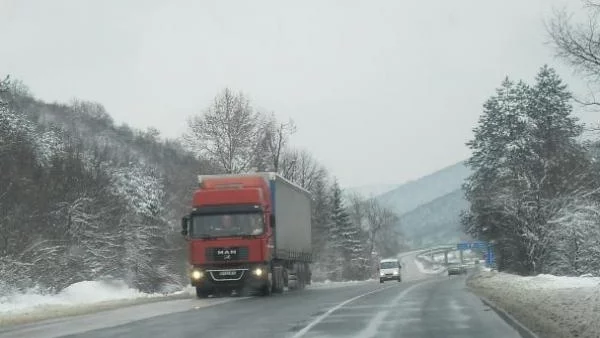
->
[0,0,594,187]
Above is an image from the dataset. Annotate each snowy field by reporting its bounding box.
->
[468,270,600,338]
[0,280,191,326]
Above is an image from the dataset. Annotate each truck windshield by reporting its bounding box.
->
[380,261,398,269]
[190,213,264,238]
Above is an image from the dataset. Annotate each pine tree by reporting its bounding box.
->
[464,66,588,275]
[329,180,364,280]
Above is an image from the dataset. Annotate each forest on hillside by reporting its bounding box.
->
[0,78,402,295]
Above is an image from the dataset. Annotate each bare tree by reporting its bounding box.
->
[548,2,600,105]
[255,114,295,172]
[279,148,322,190]
[365,199,399,260]
[183,88,261,173]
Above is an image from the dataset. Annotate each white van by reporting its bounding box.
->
[379,258,402,283]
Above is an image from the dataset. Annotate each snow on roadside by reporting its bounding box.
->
[0,281,156,315]
[414,256,445,275]
[0,280,190,326]
[309,279,375,289]
[469,270,600,338]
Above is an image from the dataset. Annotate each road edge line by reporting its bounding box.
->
[477,294,540,338]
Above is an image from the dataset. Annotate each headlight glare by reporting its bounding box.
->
[191,270,204,280]
[253,267,264,276]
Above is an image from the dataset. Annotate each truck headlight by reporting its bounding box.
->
[191,270,204,280]
[253,267,264,277]
[393,270,399,275]
[379,271,385,277]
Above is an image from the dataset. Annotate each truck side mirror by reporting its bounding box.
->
[270,214,276,228]
[181,216,189,236]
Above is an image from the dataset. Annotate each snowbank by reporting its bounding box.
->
[414,256,445,274]
[309,279,375,289]
[469,270,600,338]
[0,280,187,326]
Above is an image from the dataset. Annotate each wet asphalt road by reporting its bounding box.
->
[1,274,522,338]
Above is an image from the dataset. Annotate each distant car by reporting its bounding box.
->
[379,258,402,283]
[447,263,467,276]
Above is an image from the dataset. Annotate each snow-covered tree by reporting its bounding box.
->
[464,66,588,275]
[328,180,365,280]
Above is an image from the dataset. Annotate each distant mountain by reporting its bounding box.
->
[397,189,471,248]
[375,161,472,248]
[377,161,470,215]
[344,183,399,198]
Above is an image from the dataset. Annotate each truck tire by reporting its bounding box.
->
[261,282,272,296]
[272,267,284,293]
[196,287,210,299]
[296,263,307,290]
[273,274,284,293]
[298,270,306,290]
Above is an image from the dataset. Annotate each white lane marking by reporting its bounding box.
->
[292,281,430,338]
[290,285,397,338]
[356,280,432,338]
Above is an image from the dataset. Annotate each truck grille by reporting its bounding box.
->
[205,247,249,262]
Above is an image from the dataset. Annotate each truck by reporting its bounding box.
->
[180,172,312,298]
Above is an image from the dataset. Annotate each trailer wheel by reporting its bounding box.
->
[297,271,306,290]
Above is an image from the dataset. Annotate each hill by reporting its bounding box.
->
[397,189,471,247]
[376,161,470,215]
[375,161,471,247]
[344,183,399,198]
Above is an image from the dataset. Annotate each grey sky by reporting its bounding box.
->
[0,0,593,187]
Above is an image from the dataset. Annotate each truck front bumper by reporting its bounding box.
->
[190,267,269,291]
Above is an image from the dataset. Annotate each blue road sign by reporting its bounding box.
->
[486,246,496,267]
[457,241,487,250]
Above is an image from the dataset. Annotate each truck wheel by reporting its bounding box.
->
[272,276,283,293]
[261,282,272,296]
[272,268,284,293]
[379,279,384,284]
[298,272,306,290]
[196,287,209,299]
[297,264,307,290]
[397,276,402,282]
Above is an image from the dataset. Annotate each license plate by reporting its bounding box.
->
[218,271,237,276]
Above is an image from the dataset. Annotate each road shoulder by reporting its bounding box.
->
[467,270,600,338]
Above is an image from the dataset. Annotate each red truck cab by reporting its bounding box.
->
[181,175,275,297]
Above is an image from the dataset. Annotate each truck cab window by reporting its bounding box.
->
[191,213,264,238]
